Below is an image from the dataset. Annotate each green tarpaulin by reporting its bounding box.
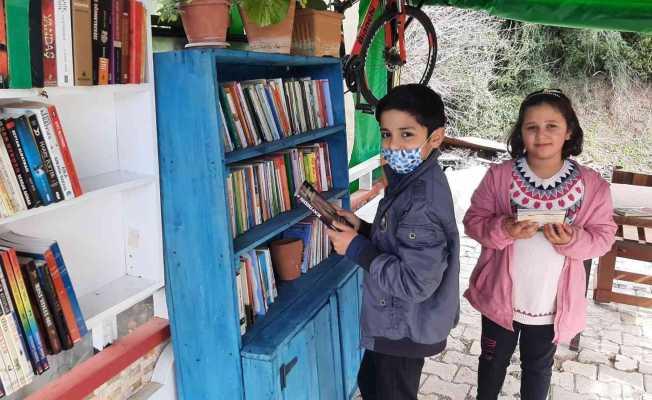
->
[349,0,652,172]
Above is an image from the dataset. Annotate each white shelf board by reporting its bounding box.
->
[0,83,153,100]
[81,274,164,331]
[0,170,155,226]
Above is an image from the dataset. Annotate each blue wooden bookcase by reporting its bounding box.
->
[154,49,363,400]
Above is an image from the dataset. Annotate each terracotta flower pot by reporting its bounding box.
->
[240,1,296,54]
[292,8,343,57]
[180,0,231,44]
[269,238,304,281]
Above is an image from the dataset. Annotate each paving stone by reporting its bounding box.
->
[500,374,519,396]
[579,349,611,365]
[602,329,624,345]
[576,375,622,397]
[443,351,479,371]
[598,365,645,390]
[469,340,482,356]
[453,366,476,386]
[467,385,477,400]
[562,360,597,379]
[640,362,652,375]
[601,340,621,356]
[621,345,646,361]
[417,394,438,400]
[462,325,482,341]
[646,374,652,393]
[420,375,470,399]
[551,371,575,391]
[423,360,458,382]
[615,354,638,372]
[550,385,598,400]
[447,337,468,353]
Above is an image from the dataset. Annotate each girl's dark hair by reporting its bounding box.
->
[375,84,446,133]
[506,89,584,159]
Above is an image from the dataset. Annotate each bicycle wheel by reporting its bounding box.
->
[357,6,437,107]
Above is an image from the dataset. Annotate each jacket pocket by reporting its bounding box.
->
[396,224,440,249]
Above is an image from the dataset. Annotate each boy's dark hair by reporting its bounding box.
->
[375,84,446,133]
[507,89,584,159]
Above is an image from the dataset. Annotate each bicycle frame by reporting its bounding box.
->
[350,0,408,64]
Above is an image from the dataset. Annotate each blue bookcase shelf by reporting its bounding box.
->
[154,49,362,400]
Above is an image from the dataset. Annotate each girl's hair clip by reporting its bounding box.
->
[525,88,565,101]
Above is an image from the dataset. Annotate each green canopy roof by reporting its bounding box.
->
[424,0,652,33]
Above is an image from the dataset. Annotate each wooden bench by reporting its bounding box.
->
[593,168,652,307]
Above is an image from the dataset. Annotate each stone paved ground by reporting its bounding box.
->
[355,234,652,399]
[352,165,652,399]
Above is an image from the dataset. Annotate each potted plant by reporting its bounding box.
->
[292,0,344,57]
[237,0,307,54]
[157,0,232,45]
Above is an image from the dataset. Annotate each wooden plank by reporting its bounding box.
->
[26,318,170,400]
[615,240,652,262]
[594,246,617,303]
[155,50,243,399]
[282,322,318,400]
[337,270,363,397]
[608,292,652,308]
[314,298,341,400]
[443,136,507,154]
[614,270,652,285]
[614,215,652,229]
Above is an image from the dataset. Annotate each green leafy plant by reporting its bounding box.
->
[238,0,308,27]
[157,0,190,23]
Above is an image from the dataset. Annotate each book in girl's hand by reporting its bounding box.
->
[295,181,350,231]
[614,207,652,217]
[516,209,567,226]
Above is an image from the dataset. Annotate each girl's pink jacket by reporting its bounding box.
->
[463,160,617,344]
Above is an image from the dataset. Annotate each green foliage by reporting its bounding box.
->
[157,0,190,23]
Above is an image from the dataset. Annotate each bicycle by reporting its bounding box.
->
[332,0,437,112]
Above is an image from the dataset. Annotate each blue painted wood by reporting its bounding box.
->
[233,188,348,257]
[155,48,361,400]
[225,125,345,164]
[154,50,243,399]
[242,257,357,359]
[337,268,364,398]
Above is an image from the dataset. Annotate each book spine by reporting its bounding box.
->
[91,0,100,85]
[112,0,122,84]
[35,261,72,350]
[48,106,82,196]
[72,0,93,85]
[50,244,87,338]
[98,0,111,84]
[28,114,64,202]
[23,261,61,355]
[30,0,45,88]
[0,1,8,88]
[0,255,32,387]
[14,116,54,205]
[33,107,74,200]
[127,0,137,83]
[41,0,58,87]
[235,83,261,145]
[5,0,33,88]
[42,250,80,343]
[1,119,41,208]
[1,252,42,374]
[0,267,19,395]
[120,0,129,83]
[54,0,74,87]
[0,123,30,211]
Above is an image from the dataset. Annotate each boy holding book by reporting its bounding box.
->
[326,84,460,400]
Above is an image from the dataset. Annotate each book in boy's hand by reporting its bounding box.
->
[614,207,652,217]
[516,208,567,226]
[295,181,351,231]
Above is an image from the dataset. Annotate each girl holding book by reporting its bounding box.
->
[463,89,617,399]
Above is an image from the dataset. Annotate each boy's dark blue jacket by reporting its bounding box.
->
[346,151,460,357]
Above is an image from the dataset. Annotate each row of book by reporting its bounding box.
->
[0,232,87,397]
[0,102,83,218]
[0,0,148,89]
[227,142,333,238]
[218,77,335,153]
[235,215,332,335]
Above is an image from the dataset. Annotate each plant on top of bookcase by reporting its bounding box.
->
[238,0,308,54]
[157,0,232,44]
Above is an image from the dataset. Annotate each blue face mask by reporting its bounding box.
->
[381,134,432,174]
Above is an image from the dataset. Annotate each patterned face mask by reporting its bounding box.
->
[381,134,432,174]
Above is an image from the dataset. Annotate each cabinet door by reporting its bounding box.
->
[337,269,363,398]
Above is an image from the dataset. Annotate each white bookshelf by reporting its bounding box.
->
[0,2,165,353]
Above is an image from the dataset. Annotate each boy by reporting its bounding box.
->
[327,84,460,400]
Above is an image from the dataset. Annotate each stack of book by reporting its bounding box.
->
[218,78,334,152]
[227,142,333,237]
[0,0,148,89]
[283,216,331,274]
[0,102,82,218]
[0,232,86,396]
[236,248,277,334]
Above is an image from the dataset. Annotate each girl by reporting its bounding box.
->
[463,89,617,399]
